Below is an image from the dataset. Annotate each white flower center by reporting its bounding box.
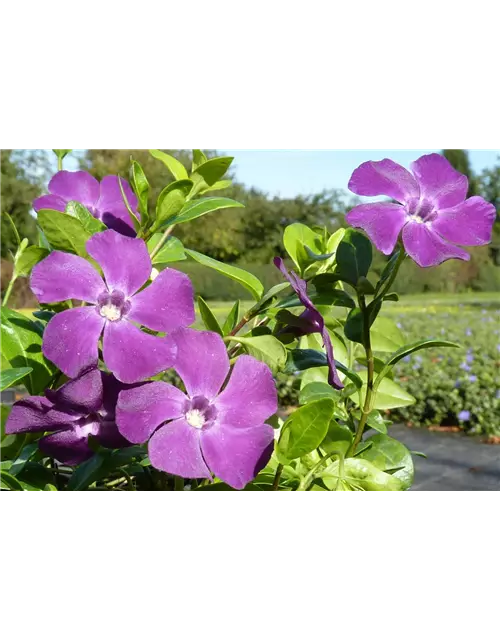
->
[185,409,206,429]
[100,303,122,321]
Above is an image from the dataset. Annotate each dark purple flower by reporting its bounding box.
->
[34,171,139,237]
[116,328,277,490]
[458,410,471,422]
[5,368,129,465]
[273,257,343,389]
[346,154,496,267]
[31,230,195,383]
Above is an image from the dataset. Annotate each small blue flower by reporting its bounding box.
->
[458,410,471,421]
[403,355,411,363]
[466,353,474,364]
[460,363,472,372]
[454,381,461,389]
[468,375,477,383]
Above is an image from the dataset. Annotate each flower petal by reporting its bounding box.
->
[5,396,77,435]
[273,257,315,309]
[346,202,408,255]
[215,355,277,428]
[95,421,130,450]
[45,367,103,414]
[103,320,176,384]
[431,196,496,246]
[200,423,274,490]
[127,268,195,332]
[321,327,344,390]
[42,307,105,378]
[170,328,229,400]
[116,381,187,443]
[86,230,151,297]
[402,220,470,268]
[149,418,211,479]
[95,176,139,237]
[31,251,105,304]
[48,171,99,208]
[39,427,96,466]
[33,194,67,212]
[410,154,468,209]
[348,159,419,203]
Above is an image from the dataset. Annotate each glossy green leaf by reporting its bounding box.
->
[1,308,56,394]
[117,176,141,232]
[130,160,150,217]
[0,470,24,491]
[203,179,232,193]
[335,228,372,285]
[370,317,405,352]
[147,235,186,265]
[0,367,33,391]
[358,434,414,490]
[321,421,353,456]
[226,335,287,374]
[198,297,223,336]
[67,454,106,491]
[192,149,208,172]
[53,149,71,160]
[283,223,323,273]
[65,201,107,235]
[375,248,402,295]
[364,410,389,434]
[299,382,341,405]
[165,197,244,226]
[154,180,193,229]
[278,399,335,462]
[222,300,240,335]
[14,246,49,277]
[192,156,233,186]
[37,209,91,256]
[186,250,264,300]
[377,339,460,382]
[356,372,415,410]
[286,349,362,389]
[323,457,403,491]
[344,308,364,344]
[10,442,39,476]
[149,149,188,180]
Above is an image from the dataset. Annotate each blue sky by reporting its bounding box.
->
[65,149,499,198]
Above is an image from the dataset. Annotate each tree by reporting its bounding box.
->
[1,150,50,257]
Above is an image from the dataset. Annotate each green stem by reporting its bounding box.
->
[150,224,175,260]
[376,247,406,300]
[297,450,343,491]
[272,464,284,490]
[2,275,16,307]
[57,156,63,171]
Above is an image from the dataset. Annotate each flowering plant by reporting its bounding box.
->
[1,150,495,491]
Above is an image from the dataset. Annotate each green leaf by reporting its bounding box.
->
[283,223,323,273]
[335,229,372,285]
[2,211,21,248]
[226,336,287,374]
[363,410,388,434]
[192,149,208,172]
[154,180,193,229]
[323,457,403,491]
[0,470,24,491]
[130,160,150,217]
[222,300,240,335]
[53,149,71,160]
[344,308,364,344]
[192,156,233,186]
[358,434,414,490]
[355,372,416,410]
[65,201,107,234]
[277,288,355,310]
[117,176,141,232]
[299,382,341,406]
[251,282,290,314]
[1,307,56,394]
[375,248,402,295]
[378,339,460,379]
[10,442,39,476]
[370,317,405,352]
[321,421,353,456]
[37,209,91,256]
[285,349,363,389]
[186,249,264,300]
[198,297,223,336]
[357,276,375,295]
[67,454,106,491]
[149,149,188,180]
[202,179,232,193]
[14,246,49,277]
[0,367,33,391]
[277,399,335,462]
[165,197,244,226]
[317,228,346,272]
[147,235,186,265]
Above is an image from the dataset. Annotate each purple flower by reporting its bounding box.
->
[465,328,473,337]
[5,368,129,465]
[346,154,496,267]
[460,363,472,372]
[34,171,139,237]
[116,328,277,490]
[458,410,471,422]
[466,353,474,364]
[31,230,195,383]
[468,375,477,383]
[273,257,343,389]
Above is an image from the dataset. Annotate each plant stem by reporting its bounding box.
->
[272,464,284,490]
[2,275,16,307]
[376,247,406,300]
[229,314,250,336]
[150,224,175,260]
[297,450,343,491]
[57,157,63,171]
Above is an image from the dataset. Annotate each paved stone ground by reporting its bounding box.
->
[389,425,500,491]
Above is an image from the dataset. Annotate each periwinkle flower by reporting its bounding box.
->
[116,328,277,490]
[346,154,496,267]
[458,410,471,422]
[466,353,474,364]
[5,368,129,465]
[31,230,195,383]
[460,363,472,372]
[468,375,478,383]
[273,257,343,389]
[465,329,473,337]
[34,171,139,237]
